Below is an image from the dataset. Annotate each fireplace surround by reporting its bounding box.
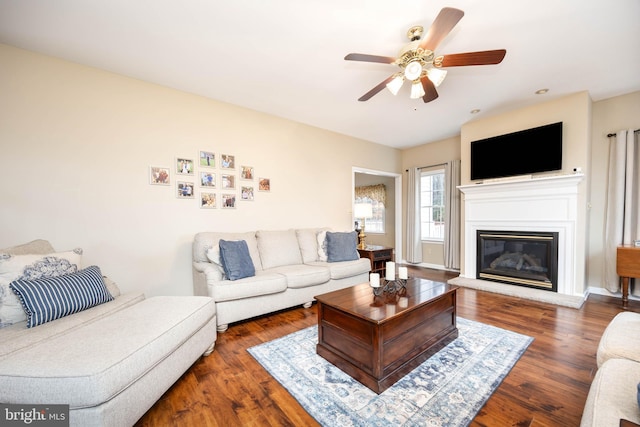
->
[453,174,586,306]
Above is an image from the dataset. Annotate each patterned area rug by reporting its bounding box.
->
[248,317,533,426]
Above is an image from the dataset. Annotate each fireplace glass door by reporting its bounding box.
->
[476,231,559,292]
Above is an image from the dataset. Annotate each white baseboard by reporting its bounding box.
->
[400,260,459,273]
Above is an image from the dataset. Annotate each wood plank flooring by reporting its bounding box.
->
[135,267,636,427]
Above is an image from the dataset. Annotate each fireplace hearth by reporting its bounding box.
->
[476,230,559,292]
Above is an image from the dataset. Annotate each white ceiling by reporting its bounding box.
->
[1,0,639,149]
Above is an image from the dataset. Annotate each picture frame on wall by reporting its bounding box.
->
[221,174,236,189]
[176,158,195,175]
[176,181,195,198]
[199,150,216,168]
[200,172,216,188]
[221,194,236,209]
[241,186,254,201]
[200,192,216,209]
[220,154,235,170]
[240,166,254,180]
[259,177,271,192]
[149,166,170,185]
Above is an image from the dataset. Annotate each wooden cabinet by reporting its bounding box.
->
[357,245,394,276]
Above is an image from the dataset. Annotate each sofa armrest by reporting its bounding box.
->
[192,262,223,297]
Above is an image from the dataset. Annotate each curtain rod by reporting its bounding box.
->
[405,162,447,172]
[607,129,640,138]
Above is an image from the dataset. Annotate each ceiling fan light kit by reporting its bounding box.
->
[345,7,507,103]
[386,74,405,95]
[410,80,426,99]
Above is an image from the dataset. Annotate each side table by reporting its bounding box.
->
[357,245,394,276]
[617,246,640,309]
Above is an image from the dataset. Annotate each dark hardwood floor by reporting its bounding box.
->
[135,267,636,427]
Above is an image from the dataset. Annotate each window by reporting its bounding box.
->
[355,184,386,233]
[420,169,445,241]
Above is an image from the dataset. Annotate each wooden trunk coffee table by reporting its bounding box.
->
[315,278,458,393]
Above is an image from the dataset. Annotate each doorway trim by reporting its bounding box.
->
[352,167,403,262]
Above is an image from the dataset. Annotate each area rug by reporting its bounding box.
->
[248,317,533,426]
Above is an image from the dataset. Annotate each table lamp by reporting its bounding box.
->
[354,203,373,249]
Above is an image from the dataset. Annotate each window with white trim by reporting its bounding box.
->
[420,169,445,241]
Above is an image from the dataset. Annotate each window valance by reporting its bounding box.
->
[355,184,386,205]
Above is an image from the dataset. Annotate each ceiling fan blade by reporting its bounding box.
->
[440,49,507,67]
[358,75,395,102]
[419,7,465,52]
[345,53,396,64]
[421,77,439,103]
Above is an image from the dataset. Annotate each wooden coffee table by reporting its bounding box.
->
[315,278,458,393]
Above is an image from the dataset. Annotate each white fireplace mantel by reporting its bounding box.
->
[457,173,585,299]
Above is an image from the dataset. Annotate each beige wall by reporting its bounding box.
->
[588,91,640,293]
[460,92,592,290]
[0,44,402,296]
[400,90,640,296]
[401,136,461,267]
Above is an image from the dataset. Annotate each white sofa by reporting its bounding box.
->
[192,228,371,331]
[581,311,640,427]
[0,240,217,427]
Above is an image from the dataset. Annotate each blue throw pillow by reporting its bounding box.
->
[219,239,256,281]
[9,265,114,328]
[326,231,359,262]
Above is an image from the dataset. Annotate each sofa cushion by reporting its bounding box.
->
[0,249,83,327]
[307,258,371,280]
[269,264,331,289]
[596,311,640,367]
[326,231,359,262]
[296,228,328,263]
[10,265,114,328]
[210,271,287,302]
[256,230,303,269]
[219,240,255,281]
[580,358,640,427]
[0,296,216,409]
[0,292,145,358]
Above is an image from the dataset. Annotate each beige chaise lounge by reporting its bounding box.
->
[0,239,217,427]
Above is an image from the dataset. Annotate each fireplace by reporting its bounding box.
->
[454,174,586,305]
[476,230,559,292]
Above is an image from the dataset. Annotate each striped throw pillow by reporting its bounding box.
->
[9,265,114,328]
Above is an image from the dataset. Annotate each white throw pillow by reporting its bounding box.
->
[0,249,82,327]
[206,245,226,278]
[317,230,329,262]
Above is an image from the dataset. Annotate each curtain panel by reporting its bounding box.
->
[406,167,422,263]
[444,160,461,270]
[604,129,640,292]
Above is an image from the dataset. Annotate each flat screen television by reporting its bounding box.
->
[470,122,563,181]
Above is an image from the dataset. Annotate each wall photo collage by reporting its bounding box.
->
[148,150,270,209]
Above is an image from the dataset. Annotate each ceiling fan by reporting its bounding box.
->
[345,7,506,103]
